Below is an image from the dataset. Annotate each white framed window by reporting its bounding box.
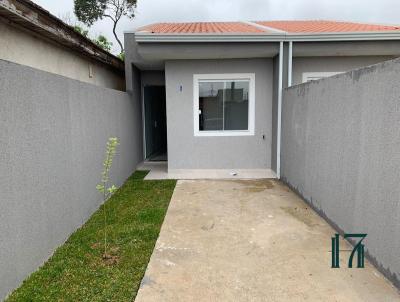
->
[193,73,255,137]
[302,71,344,83]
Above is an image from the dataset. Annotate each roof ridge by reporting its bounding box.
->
[257,19,400,27]
[141,20,246,25]
[242,21,287,34]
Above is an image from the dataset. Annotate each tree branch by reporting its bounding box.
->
[104,14,116,22]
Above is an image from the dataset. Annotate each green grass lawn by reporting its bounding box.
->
[6,171,176,302]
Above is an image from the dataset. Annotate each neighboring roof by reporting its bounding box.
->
[133,20,400,43]
[0,0,124,71]
[255,20,400,33]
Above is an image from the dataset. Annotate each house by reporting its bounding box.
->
[2,4,400,297]
[124,20,400,178]
[0,0,125,90]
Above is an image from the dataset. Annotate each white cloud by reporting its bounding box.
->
[32,0,400,54]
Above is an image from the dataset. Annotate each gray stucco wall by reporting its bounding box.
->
[165,59,273,170]
[292,55,394,85]
[0,59,143,300]
[281,58,400,288]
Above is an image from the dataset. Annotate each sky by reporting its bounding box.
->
[32,0,400,54]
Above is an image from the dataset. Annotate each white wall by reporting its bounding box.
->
[0,21,125,91]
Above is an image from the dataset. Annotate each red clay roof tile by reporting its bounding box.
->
[138,22,266,33]
[255,20,400,33]
[137,20,400,35]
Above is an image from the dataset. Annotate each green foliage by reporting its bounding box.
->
[94,34,113,52]
[74,0,105,26]
[73,24,89,38]
[74,0,137,52]
[73,26,113,53]
[6,171,176,302]
[118,51,125,61]
[97,137,119,197]
[97,137,119,256]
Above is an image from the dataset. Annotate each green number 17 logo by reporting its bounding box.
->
[331,233,367,268]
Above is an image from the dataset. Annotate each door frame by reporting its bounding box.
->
[142,84,166,160]
[141,84,146,160]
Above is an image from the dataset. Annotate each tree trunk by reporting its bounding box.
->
[113,21,124,53]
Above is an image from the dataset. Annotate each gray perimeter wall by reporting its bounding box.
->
[0,59,143,300]
[292,55,394,85]
[281,58,400,288]
[165,58,273,170]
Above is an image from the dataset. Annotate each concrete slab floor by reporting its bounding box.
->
[135,180,400,302]
[136,162,277,180]
[136,161,169,180]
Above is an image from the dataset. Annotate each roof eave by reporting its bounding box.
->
[132,32,285,42]
[289,31,400,41]
[131,31,400,43]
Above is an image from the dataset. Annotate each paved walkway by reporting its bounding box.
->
[135,180,400,302]
[136,161,276,180]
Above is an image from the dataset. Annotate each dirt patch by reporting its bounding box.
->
[201,221,215,231]
[91,242,101,250]
[233,179,275,193]
[280,206,317,227]
[102,253,120,266]
[91,243,121,266]
[102,247,121,266]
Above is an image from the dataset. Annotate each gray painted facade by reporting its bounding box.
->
[125,32,398,173]
[0,59,142,300]
[292,55,394,85]
[165,58,273,170]
[281,58,400,288]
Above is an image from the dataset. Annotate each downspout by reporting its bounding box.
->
[288,41,293,87]
[277,41,283,179]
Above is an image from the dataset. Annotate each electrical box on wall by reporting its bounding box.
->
[89,64,94,78]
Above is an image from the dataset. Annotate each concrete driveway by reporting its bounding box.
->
[135,180,400,302]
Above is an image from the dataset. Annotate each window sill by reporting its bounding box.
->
[194,130,254,137]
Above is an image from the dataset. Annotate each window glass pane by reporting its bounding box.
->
[199,82,224,130]
[223,81,249,130]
